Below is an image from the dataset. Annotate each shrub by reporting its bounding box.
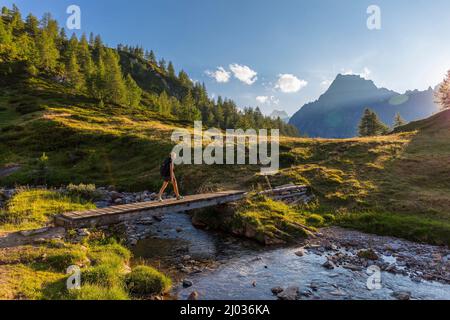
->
[67,284,129,300]
[306,214,325,227]
[323,214,336,223]
[125,266,172,296]
[66,183,99,201]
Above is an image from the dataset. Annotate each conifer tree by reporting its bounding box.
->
[125,74,142,107]
[358,108,389,137]
[393,112,406,128]
[35,13,59,72]
[102,48,126,104]
[436,70,450,110]
[167,61,175,78]
[78,33,94,77]
[10,4,24,35]
[0,14,11,44]
[179,90,201,121]
[0,16,13,62]
[88,50,107,101]
[66,53,84,91]
[158,91,171,115]
[178,70,191,87]
[25,14,39,36]
[146,50,156,64]
[88,32,95,46]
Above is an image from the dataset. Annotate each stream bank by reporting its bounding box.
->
[127,212,450,300]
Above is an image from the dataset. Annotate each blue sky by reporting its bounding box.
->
[3,0,450,115]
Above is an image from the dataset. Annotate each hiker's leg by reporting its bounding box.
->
[172,178,180,198]
[158,181,169,198]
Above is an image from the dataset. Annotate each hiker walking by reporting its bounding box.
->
[157,152,183,201]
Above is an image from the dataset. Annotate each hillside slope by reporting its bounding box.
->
[289,74,439,138]
[1,76,450,244]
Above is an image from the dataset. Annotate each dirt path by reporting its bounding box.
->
[0,165,20,178]
[0,227,66,249]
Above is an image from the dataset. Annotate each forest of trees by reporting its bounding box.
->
[0,5,299,136]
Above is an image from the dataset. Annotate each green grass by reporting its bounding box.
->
[194,195,317,244]
[336,211,450,246]
[0,237,172,300]
[125,265,172,296]
[0,188,96,232]
[66,284,130,300]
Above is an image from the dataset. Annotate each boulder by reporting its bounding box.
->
[300,289,313,297]
[110,191,122,200]
[322,260,335,270]
[392,291,411,300]
[277,286,299,300]
[187,291,199,300]
[271,287,284,295]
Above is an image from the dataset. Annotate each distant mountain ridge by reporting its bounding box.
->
[289,74,440,138]
[269,110,290,123]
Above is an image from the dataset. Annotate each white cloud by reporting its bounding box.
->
[206,67,231,83]
[342,67,372,79]
[275,74,308,93]
[229,64,258,85]
[256,95,279,105]
[256,96,269,104]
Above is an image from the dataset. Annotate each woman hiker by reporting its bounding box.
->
[157,152,184,202]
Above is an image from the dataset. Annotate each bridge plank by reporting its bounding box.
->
[54,190,246,228]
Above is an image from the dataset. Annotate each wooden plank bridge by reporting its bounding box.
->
[55,190,246,228]
[54,185,311,229]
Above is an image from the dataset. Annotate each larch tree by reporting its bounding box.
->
[436,70,450,110]
[78,33,94,78]
[66,53,84,91]
[125,74,142,107]
[102,48,127,104]
[35,14,60,72]
[393,112,406,128]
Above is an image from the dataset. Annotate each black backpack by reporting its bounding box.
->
[160,157,171,177]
